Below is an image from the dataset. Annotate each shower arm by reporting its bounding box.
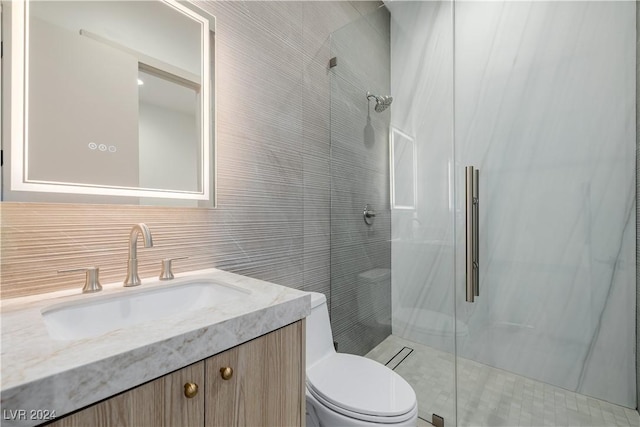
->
[366,91,393,112]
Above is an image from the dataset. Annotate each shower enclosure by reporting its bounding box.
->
[329,1,637,426]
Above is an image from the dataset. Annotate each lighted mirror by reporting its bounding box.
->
[390,127,416,210]
[2,0,216,207]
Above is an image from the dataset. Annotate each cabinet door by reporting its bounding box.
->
[205,320,305,427]
[164,360,205,426]
[48,379,164,427]
[49,361,204,427]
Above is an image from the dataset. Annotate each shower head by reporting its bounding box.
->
[367,92,393,112]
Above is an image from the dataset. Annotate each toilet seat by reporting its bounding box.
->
[306,353,417,423]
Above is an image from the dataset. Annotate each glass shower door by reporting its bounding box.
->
[384,1,457,424]
[454,1,637,425]
[328,2,457,424]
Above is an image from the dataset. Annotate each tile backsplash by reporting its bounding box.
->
[1,203,219,298]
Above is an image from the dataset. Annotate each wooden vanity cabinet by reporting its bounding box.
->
[47,320,305,427]
[46,361,205,427]
[205,317,305,426]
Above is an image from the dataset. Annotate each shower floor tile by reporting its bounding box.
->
[365,335,640,427]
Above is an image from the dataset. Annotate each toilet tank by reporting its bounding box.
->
[305,292,336,368]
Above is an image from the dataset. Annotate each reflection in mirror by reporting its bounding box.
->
[3,0,215,206]
[390,127,416,210]
[138,68,201,193]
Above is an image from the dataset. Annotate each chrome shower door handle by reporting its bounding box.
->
[473,168,480,297]
[465,167,475,303]
[465,166,480,303]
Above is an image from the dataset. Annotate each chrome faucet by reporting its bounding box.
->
[124,223,153,287]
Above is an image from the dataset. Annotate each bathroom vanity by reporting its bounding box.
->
[0,269,310,427]
[49,321,304,426]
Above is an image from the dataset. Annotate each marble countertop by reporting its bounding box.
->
[0,268,310,427]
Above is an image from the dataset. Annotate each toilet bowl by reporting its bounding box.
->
[305,292,418,427]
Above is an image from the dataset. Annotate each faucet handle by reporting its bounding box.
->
[58,267,102,293]
[159,257,189,280]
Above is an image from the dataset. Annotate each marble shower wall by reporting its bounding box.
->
[390,0,636,410]
[1,2,383,305]
[329,6,392,356]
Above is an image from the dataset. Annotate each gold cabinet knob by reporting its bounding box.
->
[220,367,233,380]
[184,382,198,398]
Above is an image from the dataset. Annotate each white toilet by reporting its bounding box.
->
[305,292,418,426]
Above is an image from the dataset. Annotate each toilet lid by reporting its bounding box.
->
[306,353,416,419]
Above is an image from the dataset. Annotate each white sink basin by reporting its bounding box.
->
[41,279,250,341]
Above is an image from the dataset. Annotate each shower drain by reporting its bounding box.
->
[384,346,414,370]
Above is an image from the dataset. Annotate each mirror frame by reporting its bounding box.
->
[5,0,216,205]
